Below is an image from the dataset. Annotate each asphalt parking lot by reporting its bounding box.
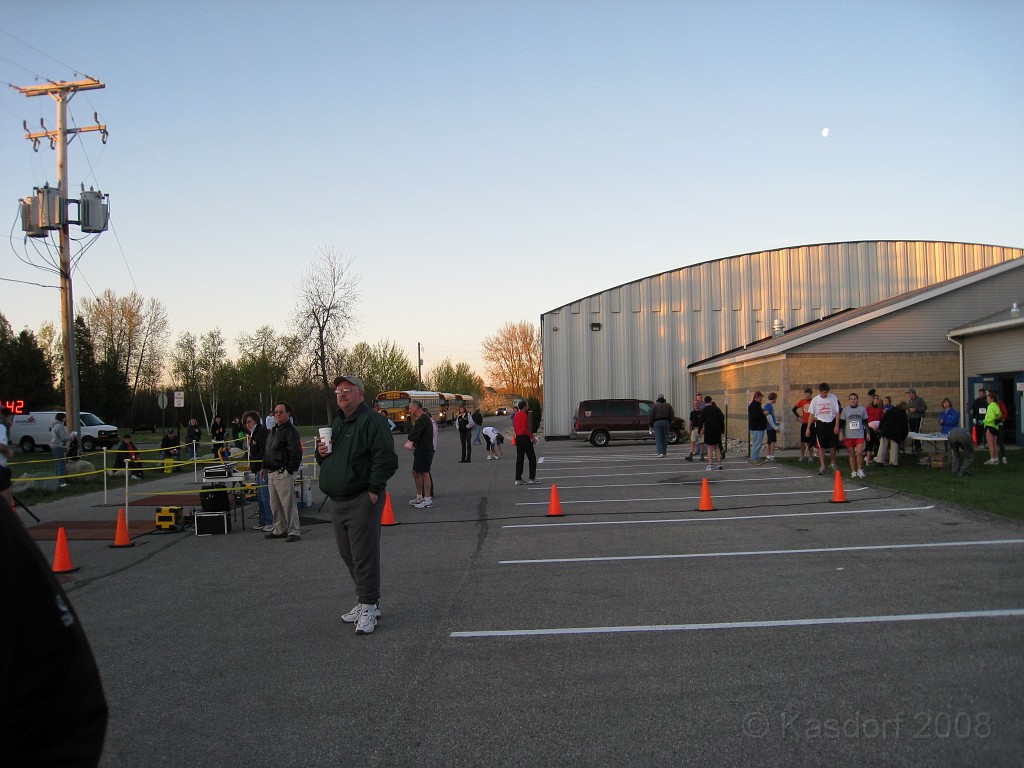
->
[18,422,1024,767]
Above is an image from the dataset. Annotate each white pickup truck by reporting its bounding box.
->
[9,410,120,453]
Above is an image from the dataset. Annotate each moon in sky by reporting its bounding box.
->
[821,128,830,137]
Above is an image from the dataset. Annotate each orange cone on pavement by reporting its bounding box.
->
[380,492,399,526]
[698,477,715,511]
[546,484,563,517]
[830,470,848,503]
[52,527,80,573]
[112,508,135,547]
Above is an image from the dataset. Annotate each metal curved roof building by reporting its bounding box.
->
[541,240,1023,438]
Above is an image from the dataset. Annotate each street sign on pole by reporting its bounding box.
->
[173,391,185,408]
[157,393,168,410]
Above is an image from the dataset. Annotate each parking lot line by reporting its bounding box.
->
[503,504,935,529]
[544,476,811,490]
[499,538,1024,565]
[513,486,866,506]
[450,608,1024,639]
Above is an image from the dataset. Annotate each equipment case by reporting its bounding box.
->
[195,511,231,535]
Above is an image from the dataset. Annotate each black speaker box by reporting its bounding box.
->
[200,483,231,512]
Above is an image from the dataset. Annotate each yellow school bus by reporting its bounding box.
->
[374,391,452,433]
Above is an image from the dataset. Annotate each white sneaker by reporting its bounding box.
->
[527,479,541,484]
[409,496,423,506]
[984,459,999,465]
[705,464,714,471]
[514,480,525,486]
[1001,457,1008,464]
[355,604,378,634]
[487,455,495,460]
[850,471,857,479]
[342,603,380,624]
[414,498,433,508]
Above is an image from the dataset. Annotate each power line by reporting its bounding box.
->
[0,29,95,81]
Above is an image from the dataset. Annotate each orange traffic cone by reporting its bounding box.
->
[111,508,135,547]
[546,484,563,517]
[52,527,80,573]
[830,470,848,503]
[698,477,715,511]
[380,492,399,526]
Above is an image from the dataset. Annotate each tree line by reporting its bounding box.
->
[1,249,543,430]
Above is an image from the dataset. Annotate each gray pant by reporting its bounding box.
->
[946,428,975,476]
[327,493,384,605]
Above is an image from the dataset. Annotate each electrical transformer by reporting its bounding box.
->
[79,188,109,233]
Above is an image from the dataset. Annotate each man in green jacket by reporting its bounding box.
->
[317,375,398,635]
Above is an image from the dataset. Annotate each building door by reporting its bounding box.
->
[969,373,1021,447]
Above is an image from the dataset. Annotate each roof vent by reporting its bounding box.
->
[1011,302,1021,319]
[772,318,785,337]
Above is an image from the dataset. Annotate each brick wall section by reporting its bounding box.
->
[696,352,959,450]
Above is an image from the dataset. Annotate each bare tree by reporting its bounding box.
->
[78,289,169,400]
[481,321,543,399]
[426,358,484,397]
[292,247,361,390]
[345,340,417,398]
[235,326,300,415]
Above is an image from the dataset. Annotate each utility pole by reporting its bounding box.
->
[417,342,424,389]
[14,77,106,430]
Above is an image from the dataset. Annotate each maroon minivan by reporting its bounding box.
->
[571,399,687,447]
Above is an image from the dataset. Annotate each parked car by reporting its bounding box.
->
[495,407,509,416]
[571,399,687,447]
[9,410,121,453]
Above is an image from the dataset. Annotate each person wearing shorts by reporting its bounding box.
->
[840,393,869,478]
[407,400,435,508]
[482,426,504,459]
[809,383,841,476]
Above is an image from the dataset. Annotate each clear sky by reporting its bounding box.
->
[3,1,1022,381]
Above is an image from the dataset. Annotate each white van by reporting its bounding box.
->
[10,411,120,453]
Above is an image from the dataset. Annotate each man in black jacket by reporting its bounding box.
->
[407,400,435,508]
[262,402,303,542]
[875,402,910,467]
[747,391,768,463]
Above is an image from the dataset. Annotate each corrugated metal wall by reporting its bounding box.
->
[963,328,1024,373]
[542,241,1023,438]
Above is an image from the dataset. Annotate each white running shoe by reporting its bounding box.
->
[355,604,378,634]
[342,603,380,624]
[414,498,433,508]
[409,496,423,506]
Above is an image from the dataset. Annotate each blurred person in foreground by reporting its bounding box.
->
[1,496,108,766]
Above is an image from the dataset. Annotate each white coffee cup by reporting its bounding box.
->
[319,427,333,454]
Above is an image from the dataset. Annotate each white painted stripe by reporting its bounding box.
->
[500,538,1024,565]
[546,476,804,490]
[503,505,935,529]
[450,608,1024,638]
[514,486,865,506]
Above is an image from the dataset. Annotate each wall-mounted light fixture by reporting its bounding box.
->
[590,322,601,331]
